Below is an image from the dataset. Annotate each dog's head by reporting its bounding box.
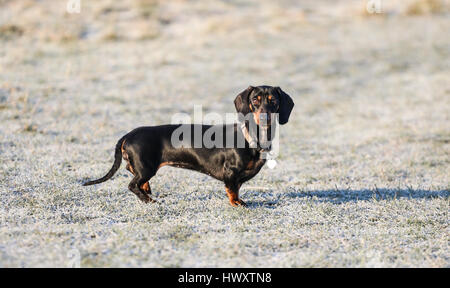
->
[234,85,294,126]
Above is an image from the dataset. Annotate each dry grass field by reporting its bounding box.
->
[0,0,449,267]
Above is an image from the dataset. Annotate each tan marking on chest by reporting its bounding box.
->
[253,111,261,125]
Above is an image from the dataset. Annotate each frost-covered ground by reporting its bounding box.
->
[0,0,449,267]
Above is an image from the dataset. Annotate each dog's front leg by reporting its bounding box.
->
[225,183,246,207]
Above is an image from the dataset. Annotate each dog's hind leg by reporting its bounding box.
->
[125,158,152,196]
[138,165,158,196]
[126,157,157,203]
[128,175,156,203]
[130,166,158,203]
[124,142,159,202]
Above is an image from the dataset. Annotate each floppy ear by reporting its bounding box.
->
[276,87,294,125]
[234,86,254,115]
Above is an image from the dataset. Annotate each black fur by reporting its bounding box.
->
[83,85,294,206]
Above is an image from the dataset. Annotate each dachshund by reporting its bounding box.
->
[83,85,294,206]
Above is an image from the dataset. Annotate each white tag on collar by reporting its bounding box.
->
[267,159,277,169]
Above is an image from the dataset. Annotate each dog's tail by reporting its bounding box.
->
[82,136,126,186]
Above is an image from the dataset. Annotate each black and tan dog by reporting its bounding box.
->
[83,85,294,206]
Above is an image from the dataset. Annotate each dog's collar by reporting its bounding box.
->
[240,122,257,149]
[239,122,270,153]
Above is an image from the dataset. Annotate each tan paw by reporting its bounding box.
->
[230,199,247,207]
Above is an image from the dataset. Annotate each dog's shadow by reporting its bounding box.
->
[243,188,449,208]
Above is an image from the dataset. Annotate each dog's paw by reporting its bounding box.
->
[137,193,156,204]
[230,199,247,207]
